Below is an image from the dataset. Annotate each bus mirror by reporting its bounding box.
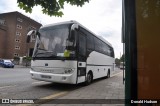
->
[26,30,36,43]
[70,23,78,43]
[36,31,40,39]
[66,23,78,50]
[71,23,78,30]
[69,30,77,49]
[66,39,74,50]
[26,35,30,43]
[70,30,75,41]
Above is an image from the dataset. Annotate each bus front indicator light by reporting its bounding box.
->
[62,77,67,80]
[64,69,74,74]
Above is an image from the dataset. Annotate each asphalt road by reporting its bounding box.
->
[0,67,123,102]
[0,67,83,100]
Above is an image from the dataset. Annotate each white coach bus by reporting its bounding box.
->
[27,21,115,85]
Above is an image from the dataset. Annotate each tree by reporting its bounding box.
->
[120,54,125,62]
[115,58,120,67]
[17,0,90,17]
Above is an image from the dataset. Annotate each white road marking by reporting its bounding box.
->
[40,91,68,99]
[17,91,68,106]
[111,71,123,77]
[31,81,46,84]
[0,85,17,89]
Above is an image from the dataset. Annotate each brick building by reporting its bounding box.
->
[0,11,42,59]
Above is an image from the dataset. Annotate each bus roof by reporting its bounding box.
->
[41,20,113,47]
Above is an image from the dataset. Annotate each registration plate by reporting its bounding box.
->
[41,75,51,79]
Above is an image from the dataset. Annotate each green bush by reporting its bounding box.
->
[23,56,32,67]
[13,56,20,61]
[23,56,32,61]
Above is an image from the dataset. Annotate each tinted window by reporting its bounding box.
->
[79,32,86,56]
[101,42,109,55]
[79,26,114,57]
[94,37,102,53]
[110,47,115,57]
[87,33,94,50]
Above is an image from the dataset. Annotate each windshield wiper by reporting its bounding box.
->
[37,48,48,51]
[34,50,57,57]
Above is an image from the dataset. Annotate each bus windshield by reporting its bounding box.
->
[32,25,76,59]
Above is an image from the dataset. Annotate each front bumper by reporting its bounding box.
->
[30,70,76,84]
[3,64,14,68]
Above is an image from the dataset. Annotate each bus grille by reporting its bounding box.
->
[31,67,64,74]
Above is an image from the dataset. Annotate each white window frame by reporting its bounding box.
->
[14,53,19,57]
[17,24,22,29]
[17,18,23,22]
[15,39,20,42]
[0,19,6,25]
[15,46,20,50]
[28,26,36,31]
[16,32,21,36]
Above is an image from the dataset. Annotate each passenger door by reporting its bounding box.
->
[77,31,87,83]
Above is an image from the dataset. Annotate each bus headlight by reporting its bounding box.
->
[64,69,74,74]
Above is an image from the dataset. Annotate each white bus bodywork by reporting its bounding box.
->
[28,21,115,84]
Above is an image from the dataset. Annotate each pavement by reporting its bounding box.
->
[40,69,125,106]
[0,66,124,106]
[14,65,31,68]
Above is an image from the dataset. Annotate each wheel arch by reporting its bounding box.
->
[87,70,93,79]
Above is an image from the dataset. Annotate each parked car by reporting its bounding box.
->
[0,59,4,66]
[0,60,14,68]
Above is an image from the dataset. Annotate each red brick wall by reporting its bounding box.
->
[3,13,17,59]
[0,12,42,59]
[0,26,7,58]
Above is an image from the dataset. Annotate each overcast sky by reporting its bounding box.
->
[0,0,123,58]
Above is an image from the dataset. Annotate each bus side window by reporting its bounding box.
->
[101,42,108,55]
[110,47,115,58]
[94,37,102,53]
[78,32,86,57]
[87,33,94,50]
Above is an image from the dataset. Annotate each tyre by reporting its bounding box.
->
[107,70,110,78]
[2,65,5,68]
[85,72,93,85]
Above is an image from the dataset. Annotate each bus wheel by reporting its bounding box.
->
[85,72,93,85]
[107,70,110,78]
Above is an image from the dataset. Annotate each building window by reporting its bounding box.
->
[0,19,6,26]
[17,24,22,29]
[17,18,23,22]
[31,34,36,42]
[28,26,36,31]
[15,39,20,42]
[16,32,21,36]
[15,46,20,50]
[14,53,19,57]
